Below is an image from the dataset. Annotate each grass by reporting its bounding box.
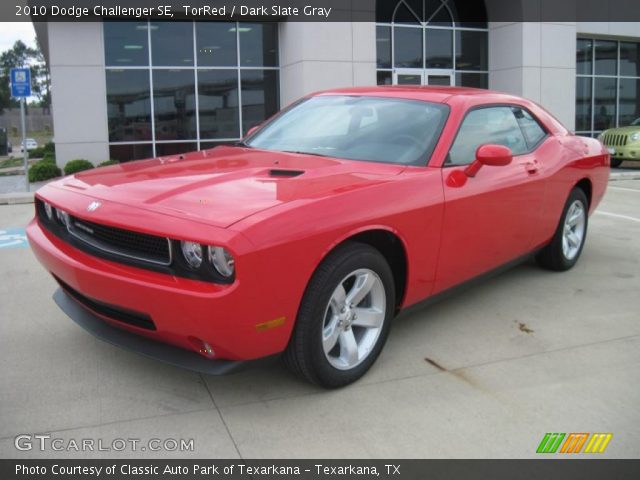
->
[0,157,25,169]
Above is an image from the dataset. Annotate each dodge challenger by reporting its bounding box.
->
[27,87,609,387]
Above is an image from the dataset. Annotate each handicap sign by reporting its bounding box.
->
[0,228,29,249]
[10,68,31,97]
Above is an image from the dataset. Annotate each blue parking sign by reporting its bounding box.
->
[10,68,31,97]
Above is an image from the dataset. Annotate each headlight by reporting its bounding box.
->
[43,202,53,220]
[56,209,70,227]
[631,132,640,142]
[181,241,203,269]
[208,246,235,278]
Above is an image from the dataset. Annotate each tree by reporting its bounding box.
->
[0,39,51,114]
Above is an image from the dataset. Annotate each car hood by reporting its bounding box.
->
[51,146,405,228]
[603,126,640,135]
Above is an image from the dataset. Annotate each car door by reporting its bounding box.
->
[434,105,547,293]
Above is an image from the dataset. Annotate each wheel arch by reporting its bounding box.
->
[317,227,409,312]
[574,177,593,208]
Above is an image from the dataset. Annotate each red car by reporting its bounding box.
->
[27,87,609,387]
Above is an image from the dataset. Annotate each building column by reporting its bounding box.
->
[278,22,377,107]
[48,22,109,167]
[488,22,577,130]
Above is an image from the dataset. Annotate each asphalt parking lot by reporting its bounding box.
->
[1,179,639,459]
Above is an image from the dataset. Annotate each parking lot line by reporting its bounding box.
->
[595,211,640,223]
[608,186,640,193]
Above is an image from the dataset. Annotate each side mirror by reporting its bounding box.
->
[464,144,513,177]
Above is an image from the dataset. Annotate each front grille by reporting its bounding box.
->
[603,133,628,147]
[55,276,156,330]
[67,217,172,266]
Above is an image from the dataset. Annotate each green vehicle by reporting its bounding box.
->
[598,118,640,168]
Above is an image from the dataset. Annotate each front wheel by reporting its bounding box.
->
[284,242,395,388]
[536,187,589,271]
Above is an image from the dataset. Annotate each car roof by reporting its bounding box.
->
[313,85,519,103]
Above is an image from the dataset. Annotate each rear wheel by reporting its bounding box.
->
[284,242,395,388]
[536,188,588,271]
[610,158,623,168]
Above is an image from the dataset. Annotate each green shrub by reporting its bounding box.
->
[64,159,94,176]
[98,159,120,167]
[43,141,55,154]
[41,153,56,164]
[28,161,62,183]
[29,147,46,159]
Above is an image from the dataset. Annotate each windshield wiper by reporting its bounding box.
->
[281,150,330,158]
[233,140,253,148]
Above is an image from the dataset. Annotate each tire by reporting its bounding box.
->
[536,187,589,271]
[284,242,395,388]
[610,158,623,168]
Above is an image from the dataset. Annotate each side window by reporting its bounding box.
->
[447,107,528,166]
[512,107,547,149]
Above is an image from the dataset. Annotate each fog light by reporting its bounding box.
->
[188,336,215,357]
[181,241,202,268]
[44,202,53,220]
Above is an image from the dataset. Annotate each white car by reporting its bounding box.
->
[20,138,38,152]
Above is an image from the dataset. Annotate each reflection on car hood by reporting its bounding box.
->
[51,146,405,228]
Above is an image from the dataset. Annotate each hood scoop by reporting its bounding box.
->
[268,169,305,178]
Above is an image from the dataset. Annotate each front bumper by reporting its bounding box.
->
[606,144,640,161]
[54,288,247,374]
[27,218,298,362]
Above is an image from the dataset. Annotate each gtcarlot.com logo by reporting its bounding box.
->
[14,434,194,453]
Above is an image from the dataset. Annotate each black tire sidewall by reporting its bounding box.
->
[553,188,589,270]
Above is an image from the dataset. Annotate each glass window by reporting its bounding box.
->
[104,22,149,66]
[109,143,153,162]
[240,23,278,67]
[394,27,423,68]
[376,26,391,68]
[196,22,237,67]
[575,77,592,132]
[593,77,617,131]
[151,22,194,66]
[240,70,279,135]
[576,39,593,76]
[247,96,449,166]
[455,72,488,89]
[198,70,240,139]
[619,78,640,126]
[513,108,546,148]
[106,70,152,142]
[620,42,640,77]
[153,70,197,140]
[455,30,488,71]
[425,29,452,69]
[393,1,421,24]
[448,107,527,165]
[377,71,392,85]
[594,40,617,76]
[155,142,198,156]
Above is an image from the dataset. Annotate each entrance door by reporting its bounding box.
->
[393,69,454,86]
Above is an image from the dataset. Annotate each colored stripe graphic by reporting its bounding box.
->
[584,434,613,454]
[560,433,589,453]
[536,433,565,453]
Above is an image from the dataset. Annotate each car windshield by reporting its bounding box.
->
[631,118,640,126]
[246,95,449,166]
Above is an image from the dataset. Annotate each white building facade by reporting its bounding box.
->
[33,1,640,166]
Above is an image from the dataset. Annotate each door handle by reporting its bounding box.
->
[526,160,539,174]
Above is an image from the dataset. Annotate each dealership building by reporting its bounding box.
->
[33,0,640,165]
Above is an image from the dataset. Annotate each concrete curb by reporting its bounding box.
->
[609,171,640,181]
[0,192,34,205]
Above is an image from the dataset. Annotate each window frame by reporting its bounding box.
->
[442,103,549,168]
[103,20,280,161]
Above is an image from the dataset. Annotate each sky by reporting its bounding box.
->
[0,22,37,53]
